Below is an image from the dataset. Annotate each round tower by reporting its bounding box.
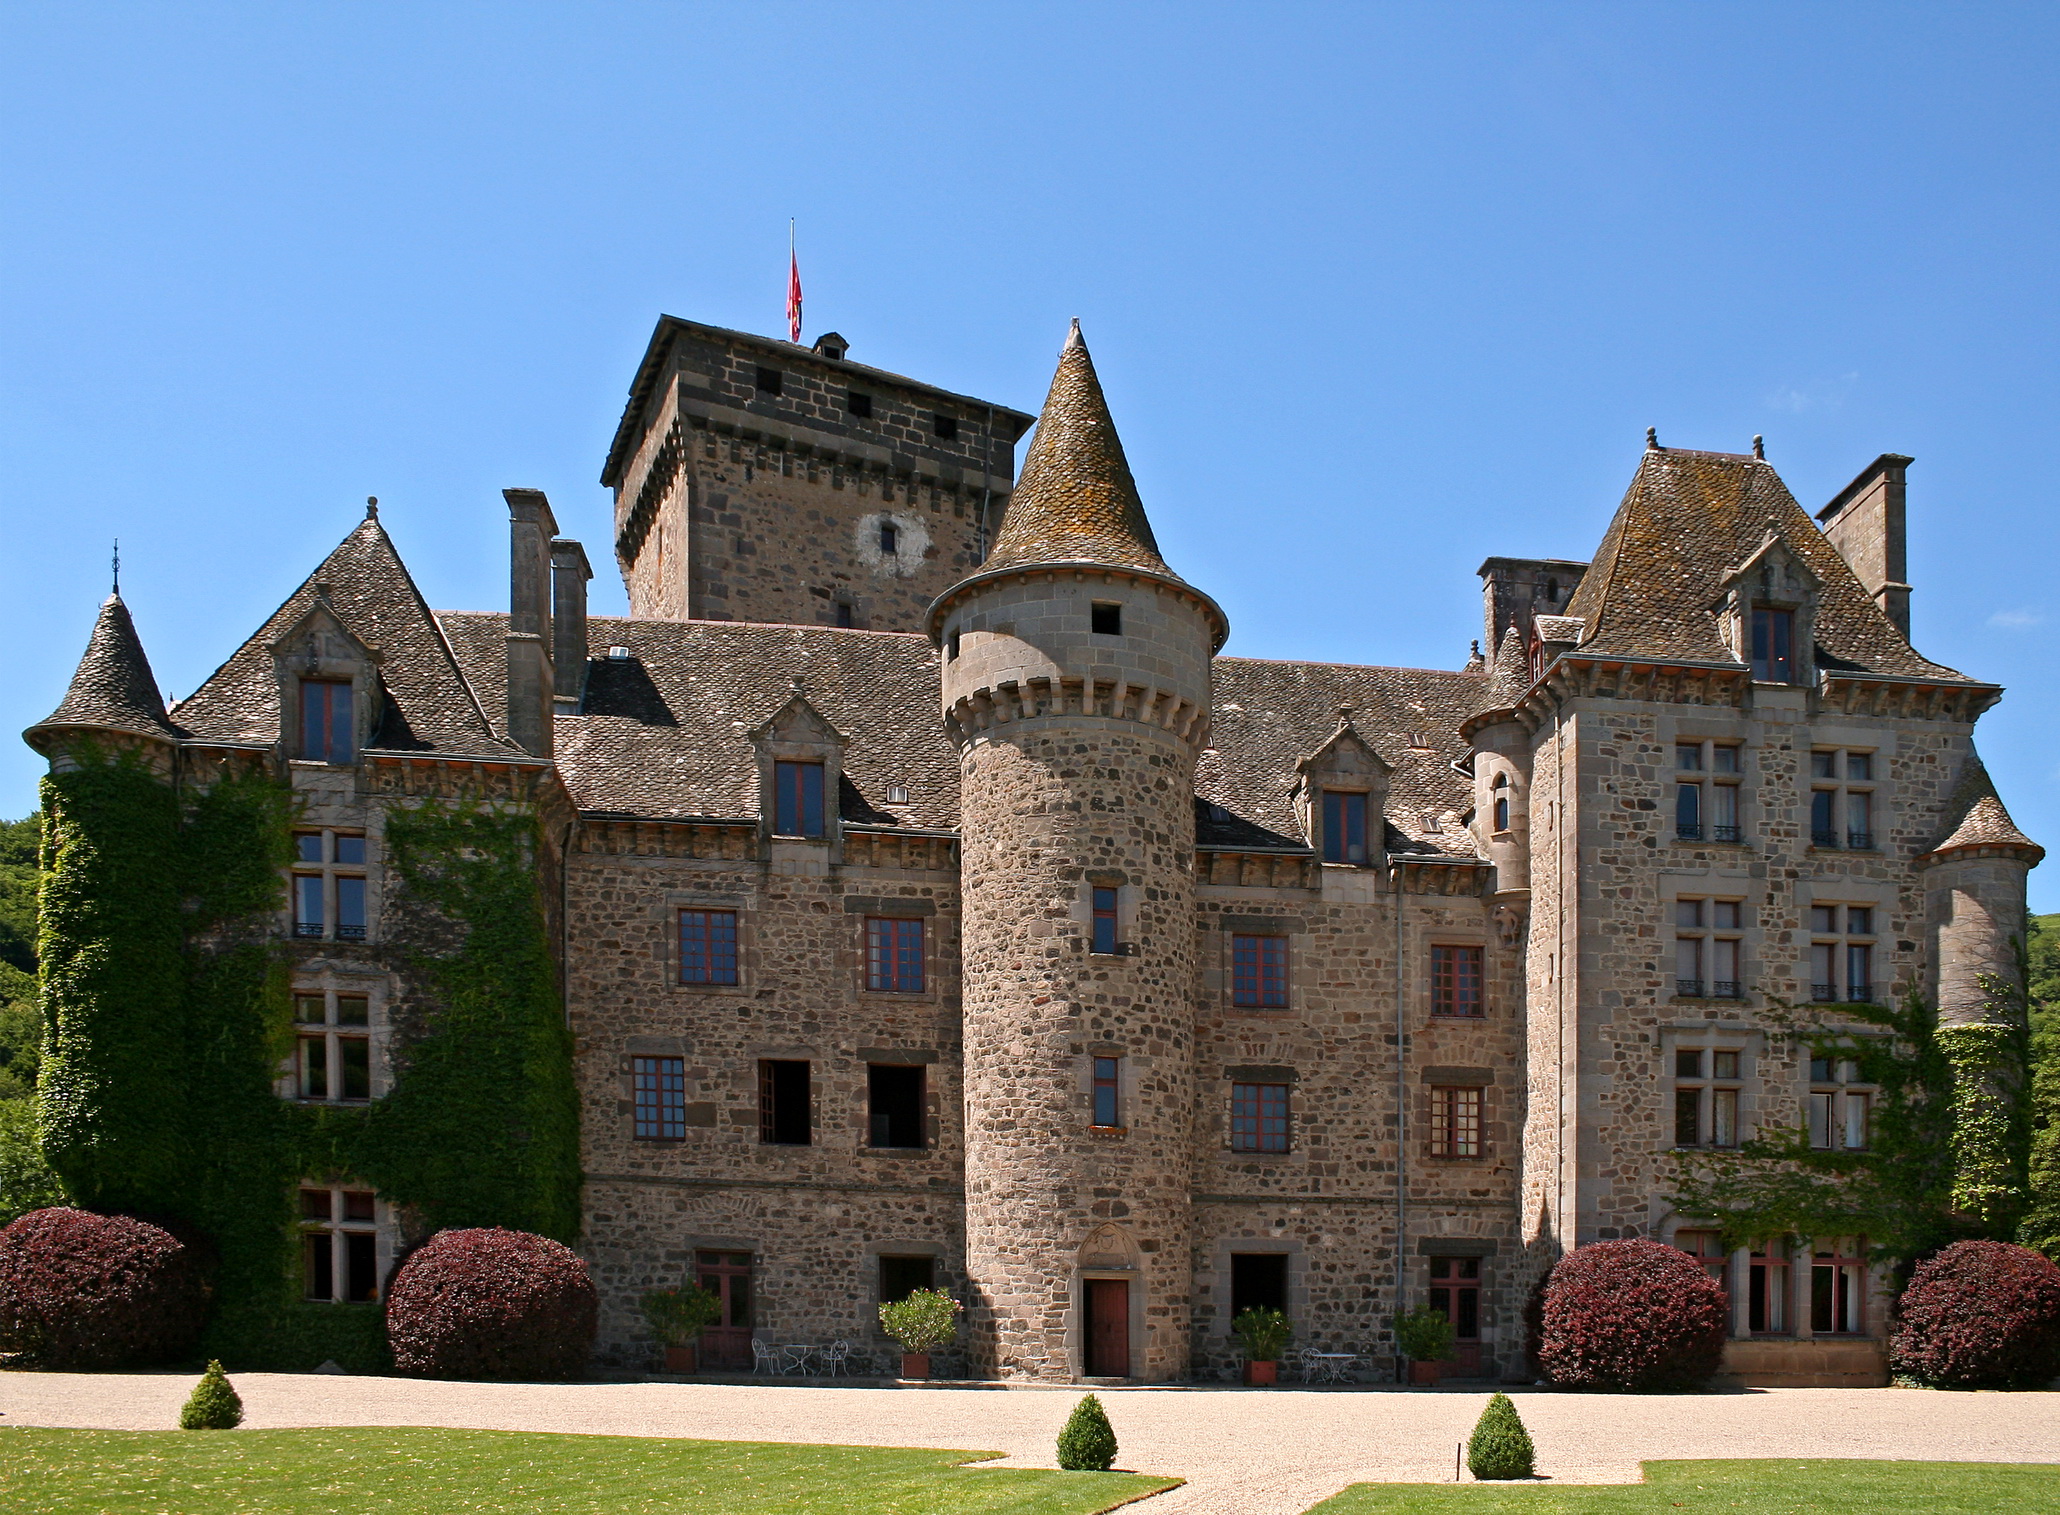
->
[930,322,1227,1381]
[1919,758,2044,1026]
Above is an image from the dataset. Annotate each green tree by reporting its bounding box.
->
[179,1360,244,1430]
[1056,1393,1118,1472]
[0,812,58,1223]
[2019,913,2060,1260]
[1466,1392,1535,1480]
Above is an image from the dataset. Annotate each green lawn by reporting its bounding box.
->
[0,1426,1178,1515]
[1310,1459,2057,1513]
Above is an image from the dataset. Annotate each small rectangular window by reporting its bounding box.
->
[1231,934,1290,1009]
[1229,1082,1290,1153]
[1090,602,1122,635]
[1675,1086,1703,1147]
[846,391,872,417]
[1091,887,1119,955]
[1322,791,1369,865]
[1092,1056,1120,1127]
[1230,1252,1288,1317]
[774,760,826,837]
[679,909,741,985]
[1676,744,1704,772]
[932,413,958,439]
[299,1036,328,1099]
[294,874,325,938]
[755,366,782,395]
[633,1055,687,1140]
[1430,945,1484,1017]
[1846,753,1872,782]
[1676,1049,1704,1078]
[335,877,367,940]
[300,680,354,764]
[758,1059,811,1146]
[1712,745,1740,774]
[1751,607,1795,682]
[867,1064,926,1148]
[336,994,369,1026]
[338,1037,371,1101]
[866,917,925,994]
[1429,1086,1483,1156]
[879,520,898,554]
[1675,780,1703,839]
[295,831,325,864]
[834,601,855,628]
[879,1254,934,1304]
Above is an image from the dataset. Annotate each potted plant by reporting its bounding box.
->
[1231,1306,1292,1386]
[641,1284,723,1374]
[878,1287,961,1380]
[1394,1306,1456,1386]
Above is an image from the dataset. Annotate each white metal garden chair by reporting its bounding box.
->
[751,1339,778,1374]
[820,1340,852,1377]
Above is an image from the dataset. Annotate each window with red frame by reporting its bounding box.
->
[678,908,740,985]
[1812,1239,1866,1333]
[1229,1082,1290,1153]
[1431,945,1484,1016]
[632,1055,686,1140]
[1674,1228,1731,1296]
[1428,1086,1483,1156]
[1231,933,1289,1008]
[866,917,925,994]
[300,680,354,764]
[773,760,825,837]
[1090,887,1120,955]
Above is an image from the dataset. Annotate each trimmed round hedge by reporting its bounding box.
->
[0,1207,211,1368]
[1538,1238,1729,1391]
[385,1227,596,1380]
[1891,1240,2060,1390]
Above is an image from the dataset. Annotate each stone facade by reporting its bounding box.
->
[30,319,2041,1388]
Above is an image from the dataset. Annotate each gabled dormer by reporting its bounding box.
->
[1292,713,1391,867]
[1715,532,1821,686]
[270,589,382,766]
[749,680,846,855]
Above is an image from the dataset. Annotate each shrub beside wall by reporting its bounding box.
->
[0,1207,210,1368]
[1891,1239,2060,1390]
[384,1228,595,1380]
[1537,1239,1729,1392]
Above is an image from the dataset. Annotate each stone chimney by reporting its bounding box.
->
[504,488,557,757]
[550,538,592,712]
[1817,454,1913,638]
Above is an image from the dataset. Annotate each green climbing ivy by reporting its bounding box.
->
[2017,913,2060,1260]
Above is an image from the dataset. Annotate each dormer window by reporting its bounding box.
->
[1322,791,1369,865]
[300,680,354,764]
[1751,607,1796,682]
[774,760,825,837]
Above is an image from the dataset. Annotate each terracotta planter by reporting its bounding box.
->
[1243,1359,1278,1386]
[663,1343,698,1374]
[899,1352,930,1380]
[1408,1359,1443,1386]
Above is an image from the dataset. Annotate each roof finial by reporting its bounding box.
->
[1335,704,1354,726]
[366,495,379,520]
[111,539,120,596]
[1065,317,1082,349]
[1646,427,1659,450]
[1752,435,1764,460]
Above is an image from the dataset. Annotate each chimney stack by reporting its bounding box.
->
[1817,454,1914,638]
[550,538,593,712]
[503,488,558,757]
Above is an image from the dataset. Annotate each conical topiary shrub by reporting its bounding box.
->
[1466,1391,1534,1479]
[179,1360,244,1430]
[1056,1392,1117,1471]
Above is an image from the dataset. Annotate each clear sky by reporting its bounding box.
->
[4,4,2056,907]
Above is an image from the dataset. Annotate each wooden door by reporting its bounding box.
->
[696,1250,754,1369]
[1428,1257,1483,1376]
[1085,1278,1130,1377]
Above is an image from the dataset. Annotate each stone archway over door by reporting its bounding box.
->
[1078,1224,1139,1378]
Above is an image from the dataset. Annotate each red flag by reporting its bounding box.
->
[786,248,803,344]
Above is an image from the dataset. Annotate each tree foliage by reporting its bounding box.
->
[179,1360,245,1429]
[1467,1392,1535,1480]
[2019,913,2060,1261]
[1056,1394,1118,1472]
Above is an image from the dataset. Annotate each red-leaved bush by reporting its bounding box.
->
[1538,1238,1729,1391]
[1891,1240,2060,1390]
[0,1207,211,1368]
[385,1227,595,1380]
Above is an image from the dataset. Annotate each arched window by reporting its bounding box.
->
[1491,772,1511,834]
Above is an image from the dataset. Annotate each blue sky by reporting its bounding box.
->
[4,3,2057,907]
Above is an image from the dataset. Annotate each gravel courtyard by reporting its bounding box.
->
[5,1372,2057,1514]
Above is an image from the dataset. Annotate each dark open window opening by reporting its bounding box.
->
[879,1254,935,1305]
[300,680,354,764]
[755,366,783,396]
[1751,606,1796,682]
[834,600,855,628]
[846,391,872,417]
[758,1059,812,1145]
[932,413,958,439]
[774,760,826,837]
[879,520,898,554]
[1230,1252,1288,1318]
[868,1064,926,1148]
[1090,601,1122,635]
[1322,790,1368,864]
[1091,887,1119,954]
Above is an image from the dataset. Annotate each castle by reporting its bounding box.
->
[25,315,2041,1385]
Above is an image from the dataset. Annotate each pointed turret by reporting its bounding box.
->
[1924,757,2044,865]
[25,594,180,754]
[981,320,1173,579]
[1487,626,1530,707]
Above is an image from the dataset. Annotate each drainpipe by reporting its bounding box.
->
[1394,857,1408,1383]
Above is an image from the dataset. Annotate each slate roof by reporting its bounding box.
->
[1199,658,1489,858]
[171,517,516,757]
[1926,757,2043,860]
[28,594,181,744]
[1561,448,1971,680]
[979,321,1176,580]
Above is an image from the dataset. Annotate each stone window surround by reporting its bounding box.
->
[1715,540,1821,688]
[283,966,391,1103]
[846,896,941,1004]
[1078,1041,1131,1134]
[1411,1237,1502,1351]
[1403,919,1491,1024]
[863,1240,955,1338]
[1221,1065,1297,1156]
[618,1035,716,1136]
[656,890,757,993]
[1657,872,1759,1003]
[287,822,378,945]
[1202,1235,1305,1345]
[1661,1024,1767,1152]
[297,1183,394,1305]
[1208,914,1305,1014]
[1072,870,1133,955]
[1807,742,1886,854]
[1797,878,1898,1005]
[1670,890,1749,1003]
[858,1046,944,1156]
[1418,1065,1497,1161]
[269,603,382,765]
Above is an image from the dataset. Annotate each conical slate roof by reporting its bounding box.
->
[27,594,179,744]
[1925,757,2043,862]
[982,321,1175,579]
[1487,626,1530,705]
